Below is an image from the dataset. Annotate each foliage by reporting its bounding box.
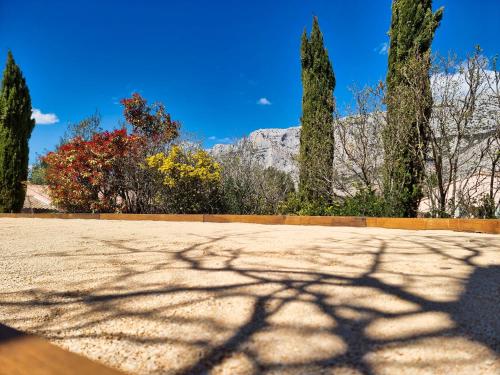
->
[0,51,35,212]
[44,94,181,214]
[335,189,388,217]
[455,194,497,219]
[383,0,443,217]
[121,93,179,142]
[28,157,47,185]
[477,196,497,219]
[147,145,222,213]
[217,140,295,214]
[299,16,335,204]
[44,129,134,212]
[116,93,181,213]
[280,189,387,217]
[148,145,221,188]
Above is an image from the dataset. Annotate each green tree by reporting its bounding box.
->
[28,157,47,185]
[384,0,443,217]
[0,51,35,212]
[299,16,335,205]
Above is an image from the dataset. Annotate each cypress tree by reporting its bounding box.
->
[0,51,35,212]
[299,17,335,204]
[384,0,443,217]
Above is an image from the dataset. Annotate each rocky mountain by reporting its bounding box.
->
[211,127,301,177]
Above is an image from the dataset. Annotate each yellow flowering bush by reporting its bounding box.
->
[147,145,221,187]
[147,145,222,213]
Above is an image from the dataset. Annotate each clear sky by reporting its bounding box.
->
[1,0,499,162]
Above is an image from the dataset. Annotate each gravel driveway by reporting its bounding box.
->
[0,218,499,374]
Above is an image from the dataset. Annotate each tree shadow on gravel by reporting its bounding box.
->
[452,265,500,354]
[0,229,499,374]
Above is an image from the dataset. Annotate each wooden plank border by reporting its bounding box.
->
[0,323,125,375]
[0,213,498,234]
[0,213,100,220]
[365,217,500,234]
[100,213,204,222]
[204,214,286,225]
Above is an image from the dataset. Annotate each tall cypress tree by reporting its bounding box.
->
[299,17,335,204]
[0,51,35,212]
[384,0,443,217]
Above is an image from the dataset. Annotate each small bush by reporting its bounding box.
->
[147,145,222,213]
[280,189,387,217]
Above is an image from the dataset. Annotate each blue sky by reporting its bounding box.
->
[1,0,499,162]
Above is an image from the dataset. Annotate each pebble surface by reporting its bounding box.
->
[0,218,498,374]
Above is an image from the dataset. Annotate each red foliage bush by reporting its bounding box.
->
[44,129,136,212]
[121,93,179,142]
[44,94,181,213]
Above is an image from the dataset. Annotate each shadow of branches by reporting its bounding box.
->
[0,223,498,374]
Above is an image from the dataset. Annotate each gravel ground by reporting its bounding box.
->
[0,218,499,375]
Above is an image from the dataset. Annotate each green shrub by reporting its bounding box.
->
[280,189,387,217]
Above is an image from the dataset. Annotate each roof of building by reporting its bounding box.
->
[22,184,57,212]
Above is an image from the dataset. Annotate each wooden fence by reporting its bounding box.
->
[0,213,498,234]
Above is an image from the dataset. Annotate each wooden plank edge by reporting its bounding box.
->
[0,323,125,375]
[0,213,498,234]
[365,217,500,234]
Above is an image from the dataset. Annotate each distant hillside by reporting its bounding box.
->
[211,127,301,177]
